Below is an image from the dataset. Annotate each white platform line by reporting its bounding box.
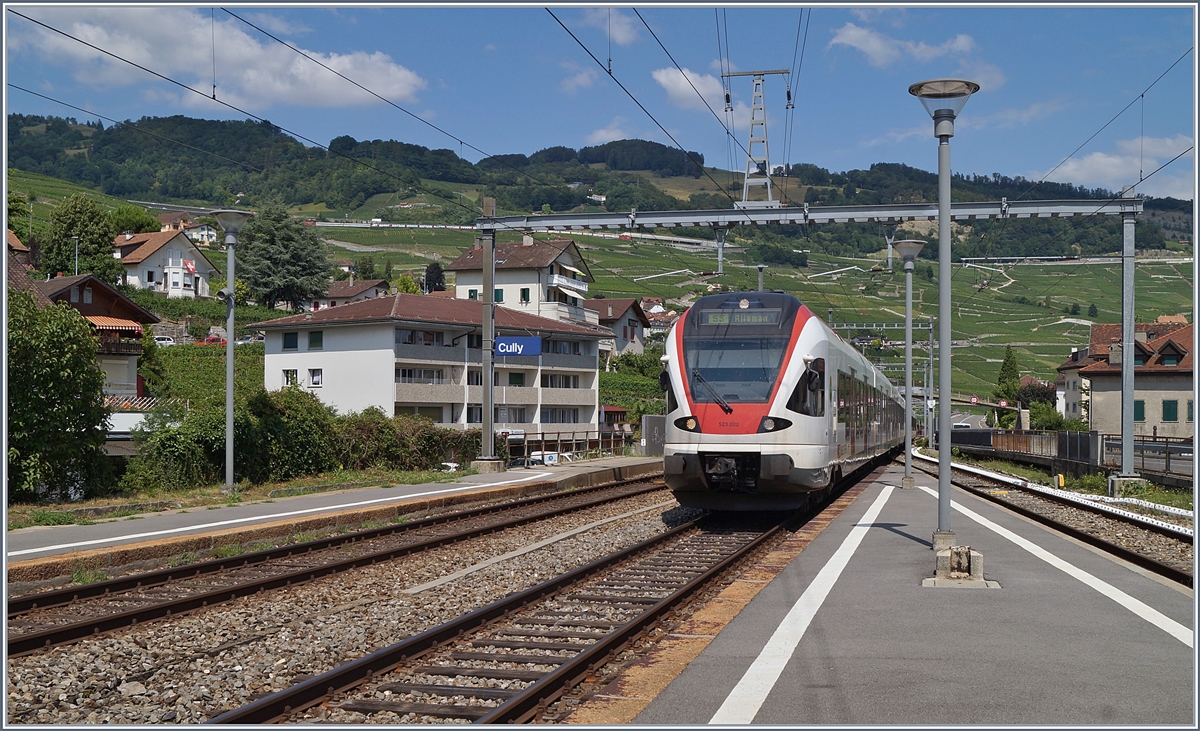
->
[917,485,1193,648]
[6,474,554,558]
[709,485,895,724]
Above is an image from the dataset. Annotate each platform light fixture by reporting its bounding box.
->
[895,239,926,490]
[909,78,978,547]
[212,209,255,494]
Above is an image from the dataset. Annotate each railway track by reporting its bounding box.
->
[207,516,785,724]
[913,456,1193,587]
[7,478,666,657]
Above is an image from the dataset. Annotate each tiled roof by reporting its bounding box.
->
[583,298,651,327]
[8,229,29,252]
[36,274,160,324]
[1079,324,1192,377]
[322,279,389,299]
[445,237,592,280]
[1087,322,1188,358]
[112,230,204,266]
[250,292,612,338]
[7,252,52,308]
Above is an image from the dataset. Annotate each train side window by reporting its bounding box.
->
[664,371,679,413]
[787,358,825,416]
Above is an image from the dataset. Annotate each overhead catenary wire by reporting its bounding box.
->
[221,8,563,193]
[5,8,554,243]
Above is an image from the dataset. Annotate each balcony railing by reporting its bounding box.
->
[98,339,143,355]
[547,273,588,294]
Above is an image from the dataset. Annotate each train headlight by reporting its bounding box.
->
[674,416,701,432]
[758,416,792,433]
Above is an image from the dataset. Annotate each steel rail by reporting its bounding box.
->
[9,475,659,616]
[7,478,664,656]
[205,520,707,724]
[914,461,1192,588]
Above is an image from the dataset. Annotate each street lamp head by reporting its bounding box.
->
[895,239,926,269]
[909,78,979,137]
[212,209,255,240]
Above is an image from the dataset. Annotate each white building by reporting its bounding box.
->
[112,230,220,299]
[185,224,218,246]
[250,293,612,434]
[446,235,599,326]
[583,297,651,367]
[308,278,390,311]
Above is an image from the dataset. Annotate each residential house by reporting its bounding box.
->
[446,235,598,326]
[1056,347,1092,420]
[8,251,52,307]
[35,273,160,398]
[583,297,651,367]
[308,278,390,311]
[112,230,220,298]
[335,259,356,274]
[249,293,611,434]
[156,211,194,232]
[184,224,218,247]
[7,229,31,268]
[1069,322,1193,438]
[641,296,679,335]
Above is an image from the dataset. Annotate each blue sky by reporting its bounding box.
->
[4,4,1196,199]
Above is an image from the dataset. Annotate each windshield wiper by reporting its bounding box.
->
[692,369,734,414]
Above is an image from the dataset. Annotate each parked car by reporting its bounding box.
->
[202,336,227,346]
[153,336,175,347]
[508,457,545,468]
[235,334,264,345]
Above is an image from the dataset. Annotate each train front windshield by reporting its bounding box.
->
[681,293,801,405]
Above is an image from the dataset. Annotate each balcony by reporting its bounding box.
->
[98,338,143,356]
[395,343,463,364]
[548,273,588,295]
[395,382,462,402]
[540,387,593,406]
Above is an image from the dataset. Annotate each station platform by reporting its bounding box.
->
[578,461,1195,726]
[5,456,662,588]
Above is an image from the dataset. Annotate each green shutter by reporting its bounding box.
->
[1133,400,1145,422]
[1162,400,1178,422]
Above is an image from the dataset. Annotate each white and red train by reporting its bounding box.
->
[660,291,905,511]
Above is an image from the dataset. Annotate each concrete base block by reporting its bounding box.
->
[931,530,956,552]
[901,475,915,490]
[925,545,999,588]
[470,459,506,474]
[1108,475,1147,497]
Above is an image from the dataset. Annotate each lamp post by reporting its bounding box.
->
[71,236,79,276]
[909,78,978,549]
[212,209,255,494]
[895,239,925,489]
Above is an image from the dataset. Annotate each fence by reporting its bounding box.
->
[1100,434,1193,477]
[506,430,636,463]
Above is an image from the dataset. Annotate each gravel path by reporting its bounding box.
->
[8,491,697,725]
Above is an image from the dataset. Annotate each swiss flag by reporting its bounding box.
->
[184,260,196,273]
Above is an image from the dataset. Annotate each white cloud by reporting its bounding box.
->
[9,7,426,109]
[975,100,1063,129]
[241,11,310,37]
[581,8,639,46]
[954,60,1006,92]
[560,63,598,94]
[651,67,724,111]
[587,117,631,145]
[828,23,975,68]
[1036,135,1195,199]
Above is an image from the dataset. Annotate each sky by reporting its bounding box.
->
[4,3,1196,200]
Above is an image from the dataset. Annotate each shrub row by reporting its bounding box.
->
[123,387,505,492]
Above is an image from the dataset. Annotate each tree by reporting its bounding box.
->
[1088,303,1098,318]
[1070,302,1081,316]
[42,194,122,283]
[424,261,446,292]
[109,204,162,235]
[383,260,394,281]
[393,273,421,294]
[138,327,169,397]
[238,201,331,310]
[357,255,377,279]
[7,189,31,244]
[1015,381,1056,407]
[7,290,112,502]
[994,345,1021,403]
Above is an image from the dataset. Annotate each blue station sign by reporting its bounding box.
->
[495,336,541,357]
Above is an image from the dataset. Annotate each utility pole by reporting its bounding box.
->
[472,197,504,472]
[721,69,789,209]
[1112,192,1143,495]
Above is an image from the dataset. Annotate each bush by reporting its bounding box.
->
[250,387,338,481]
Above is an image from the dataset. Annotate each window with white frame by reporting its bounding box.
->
[309,369,323,387]
[283,369,298,386]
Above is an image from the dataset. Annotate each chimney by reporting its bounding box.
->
[1134,331,1147,343]
[1108,343,1122,365]
[607,305,613,318]
[125,231,134,241]
[522,234,534,246]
